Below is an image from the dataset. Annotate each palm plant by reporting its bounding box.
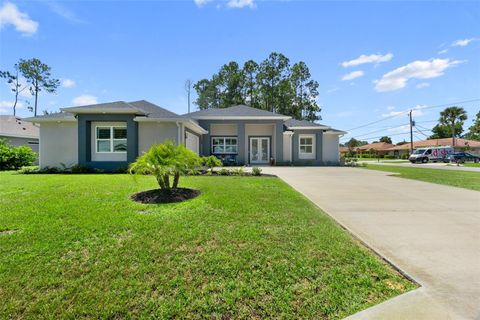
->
[439,106,468,146]
[129,140,199,190]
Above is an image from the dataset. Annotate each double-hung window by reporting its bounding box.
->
[212,137,238,154]
[299,134,315,159]
[96,126,127,153]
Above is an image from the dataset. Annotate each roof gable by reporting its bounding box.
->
[284,118,329,129]
[128,100,180,119]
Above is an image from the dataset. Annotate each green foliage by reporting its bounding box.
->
[200,155,222,171]
[384,154,396,159]
[465,111,480,141]
[430,106,467,139]
[251,166,262,176]
[379,136,392,144]
[0,139,36,170]
[18,58,60,116]
[193,52,321,121]
[230,166,246,176]
[129,140,200,190]
[71,164,93,173]
[218,168,230,176]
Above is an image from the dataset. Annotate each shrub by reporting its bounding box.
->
[129,140,200,190]
[0,139,36,170]
[71,164,92,173]
[401,153,409,159]
[187,168,201,176]
[230,167,245,176]
[218,168,230,176]
[384,155,396,159]
[200,155,222,172]
[251,167,262,176]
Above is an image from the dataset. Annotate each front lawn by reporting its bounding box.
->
[464,162,480,167]
[365,164,480,191]
[0,172,414,319]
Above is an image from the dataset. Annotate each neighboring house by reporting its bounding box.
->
[385,138,480,157]
[354,142,395,157]
[24,100,346,170]
[0,115,39,153]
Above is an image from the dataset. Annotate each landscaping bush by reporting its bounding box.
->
[0,139,36,170]
[251,166,262,176]
[218,168,230,176]
[230,167,246,176]
[384,155,396,159]
[401,153,409,159]
[200,155,222,172]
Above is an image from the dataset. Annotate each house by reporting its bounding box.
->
[385,138,480,158]
[0,115,39,153]
[24,100,346,170]
[354,142,395,157]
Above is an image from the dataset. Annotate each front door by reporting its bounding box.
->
[250,137,270,164]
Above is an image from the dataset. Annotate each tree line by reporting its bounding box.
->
[193,52,322,121]
[1,58,59,117]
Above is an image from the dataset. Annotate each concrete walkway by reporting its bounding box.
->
[261,167,480,319]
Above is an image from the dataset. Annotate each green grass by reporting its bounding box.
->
[365,165,480,191]
[350,158,409,163]
[0,172,415,319]
[464,162,480,167]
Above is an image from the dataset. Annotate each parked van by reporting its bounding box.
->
[409,146,454,163]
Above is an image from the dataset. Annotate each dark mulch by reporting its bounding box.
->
[131,188,200,204]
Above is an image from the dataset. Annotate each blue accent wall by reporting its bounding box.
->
[291,129,324,166]
[77,114,138,171]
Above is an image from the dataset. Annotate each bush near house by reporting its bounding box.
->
[0,138,36,170]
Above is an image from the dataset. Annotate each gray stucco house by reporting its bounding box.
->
[24,100,345,170]
[0,115,39,154]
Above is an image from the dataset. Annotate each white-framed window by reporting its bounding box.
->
[96,126,127,153]
[299,134,315,159]
[211,137,238,154]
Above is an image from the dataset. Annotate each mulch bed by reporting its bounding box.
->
[131,188,200,204]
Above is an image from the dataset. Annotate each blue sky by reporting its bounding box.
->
[1,0,479,143]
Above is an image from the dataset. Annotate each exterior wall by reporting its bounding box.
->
[198,119,284,165]
[1,136,39,153]
[39,122,78,168]
[91,121,127,162]
[292,129,323,165]
[184,128,200,154]
[78,114,138,171]
[138,122,178,155]
[322,134,340,165]
[210,124,237,136]
[282,133,293,162]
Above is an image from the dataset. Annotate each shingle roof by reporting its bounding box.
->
[385,138,480,150]
[23,112,76,122]
[0,115,39,139]
[356,142,395,151]
[185,105,290,118]
[62,101,137,111]
[284,118,328,128]
[128,100,180,119]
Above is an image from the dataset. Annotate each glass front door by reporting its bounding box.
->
[250,137,270,164]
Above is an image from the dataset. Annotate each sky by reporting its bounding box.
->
[0,0,479,143]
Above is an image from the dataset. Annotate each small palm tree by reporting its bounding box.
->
[129,140,199,190]
[439,106,468,146]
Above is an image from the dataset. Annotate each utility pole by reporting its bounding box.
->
[185,79,192,114]
[409,110,414,154]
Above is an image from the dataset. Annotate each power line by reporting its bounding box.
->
[346,98,480,132]
[352,123,410,138]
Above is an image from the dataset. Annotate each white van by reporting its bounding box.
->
[409,146,454,163]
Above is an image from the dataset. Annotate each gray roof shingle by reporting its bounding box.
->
[284,118,329,129]
[128,100,180,119]
[185,105,290,118]
[62,101,137,111]
[0,115,39,138]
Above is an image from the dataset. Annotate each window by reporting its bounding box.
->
[211,137,238,154]
[299,134,315,159]
[96,126,127,153]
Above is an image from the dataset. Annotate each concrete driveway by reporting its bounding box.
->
[261,167,480,319]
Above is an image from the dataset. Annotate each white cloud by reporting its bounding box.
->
[194,0,212,7]
[72,95,98,106]
[326,87,340,94]
[387,106,395,110]
[45,1,85,24]
[374,58,464,92]
[341,70,364,81]
[382,105,426,118]
[0,2,38,35]
[438,49,448,55]
[452,38,475,47]
[0,100,24,114]
[341,53,393,68]
[416,82,430,89]
[227,0,256,9]
[388,124,410,133]
[61,79,76,88]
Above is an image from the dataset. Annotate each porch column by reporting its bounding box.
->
[275,121,284,163]
[237,122,246,165]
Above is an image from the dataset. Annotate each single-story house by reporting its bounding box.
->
[384,138,480,157]
[0,115,39,153]
[354,142,395,157]
[24,100,346,170]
